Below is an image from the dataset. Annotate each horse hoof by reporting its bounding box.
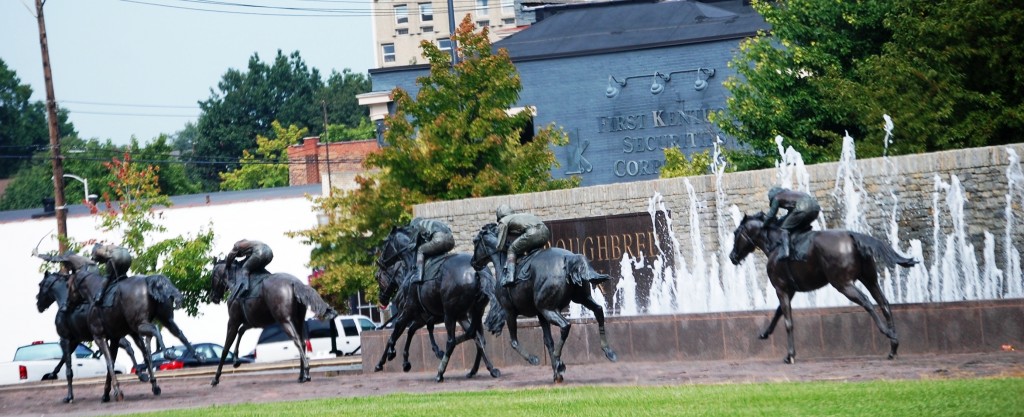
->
[783,356,795,364]
[211,378,220,387]
[115,391,124,402]
[435,375,444,383]
[233,361,242,369]
[153,386,162,396]
[758,333,770,340]
[527,356,540,366]
[403,363,412,372]
[373,365,383,372]
[138,372,150,383]
[489,368,501,378]
[604,349,618,362]
[553,374,564,383]
[298,376,311,383]
[43,373,57,381]
[387,351,397,361]
[63,396,73,404]
[101,395,110,403]
[465,371,476,379]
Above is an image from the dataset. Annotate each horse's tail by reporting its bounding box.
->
[566,254,609,287]
[146,274,184,309]
[485,295,507,336]
[293,282,339,321]
[850,232,918,269]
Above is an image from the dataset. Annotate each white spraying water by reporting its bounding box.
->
[599,119,1024,318]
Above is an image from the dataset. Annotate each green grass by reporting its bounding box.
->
[131,378,1023,417]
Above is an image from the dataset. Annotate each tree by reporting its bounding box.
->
[91,152,215,316]
[716,0,1024,170]
[290,16,577,307]
[320,69,372,129]
[660,148,713,179]
[0,137,119,210]
[219,121,303,190]
[324,118,376,143]
[0,58,75,178]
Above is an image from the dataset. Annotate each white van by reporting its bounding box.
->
[254,315,377,363]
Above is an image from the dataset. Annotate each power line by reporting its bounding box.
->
[122,0,504,17]
[69,110,199,118]
[0,152,370,166]
[60,99,200,109]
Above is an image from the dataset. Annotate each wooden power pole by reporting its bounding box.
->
[35,0,68,252]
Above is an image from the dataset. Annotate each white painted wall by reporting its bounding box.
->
[0,196,321,363]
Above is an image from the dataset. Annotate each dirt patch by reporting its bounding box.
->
[1,351,1020,417]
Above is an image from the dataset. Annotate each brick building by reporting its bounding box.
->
[286,137,380,191]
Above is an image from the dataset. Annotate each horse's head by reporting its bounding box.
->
[375,226,418,306]
[729,212,767,265]
[471,222,501,271]
[36,271,68,313]
[210,257,232,304]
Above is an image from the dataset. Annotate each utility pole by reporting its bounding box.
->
[447,0,458,65]
[36,0,68,253]
[321,100,332,194]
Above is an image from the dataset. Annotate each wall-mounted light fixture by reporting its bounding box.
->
[605,67,716,98]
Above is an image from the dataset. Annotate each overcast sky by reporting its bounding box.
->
[1,0,375,146]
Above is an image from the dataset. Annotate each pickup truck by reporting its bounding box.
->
[0,341,128,386]
[254,315,378,363]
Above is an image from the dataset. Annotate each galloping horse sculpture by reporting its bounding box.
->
[472,222,618,383]
[209,258,338,385]
[374,225,499,382]
[729,212,918,364]
[63,265,196,402]
[34,271,148,403]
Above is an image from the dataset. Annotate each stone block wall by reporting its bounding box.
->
[416,144,1024,270]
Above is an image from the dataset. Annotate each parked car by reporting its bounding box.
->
[254,315,377,363]
[132,343,251,375]
[0,341,128,385]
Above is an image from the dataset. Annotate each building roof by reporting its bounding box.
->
[0,184,322,224]
[493,0,769,61]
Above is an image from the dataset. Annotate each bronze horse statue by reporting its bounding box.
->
[472,222,618,383]
[35,271,148,403]
[64,265,196,402]
[374,225,499,382]
[209,258,338,385]
[728,211,918,364]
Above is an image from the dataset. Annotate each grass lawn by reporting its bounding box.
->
[132,377,1023,417]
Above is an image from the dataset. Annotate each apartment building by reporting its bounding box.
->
[370,0,525,67]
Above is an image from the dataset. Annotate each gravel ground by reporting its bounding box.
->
[0,351,1021,417]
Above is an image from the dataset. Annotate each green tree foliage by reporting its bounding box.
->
[194,51,370,190]
[717,0,1024,170]
[324,118,376,142]
[218,121,303,190]
[0,58,75,178]
[290,16,577,307]
[660,148,714,179]
[92,152,215,316]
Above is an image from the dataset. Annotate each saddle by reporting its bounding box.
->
[508,248,543,285]
[789,227,814,261]
[98,281,121,308]
[240,269,271,300]
[421,253,456,283]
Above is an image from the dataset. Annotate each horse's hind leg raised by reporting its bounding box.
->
[837,279,899,359]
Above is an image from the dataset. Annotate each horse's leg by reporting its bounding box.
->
[836,280,898,359]
[212,317,242,386]
[90,329,122,402]
[117,337,148,382]
[775,288,796,364]
[458,319,484,378]
[232,324,250,368]
[577,295,618,362]
[136,323,163,395]
[506,311,540,365]
[60,338,75,403]
[280,315,310,383]
[435,317,460,383]
[375,318,408,372]
[160,316,196,360]
[45,343,65,381]
[760,286,795,339]
[402,322,424,372]
[863,280,899,359]
[536,314,565,383]
[425,322,444,359]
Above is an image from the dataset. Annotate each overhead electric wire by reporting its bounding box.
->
[60,99,200,109]
[122,0,506,18]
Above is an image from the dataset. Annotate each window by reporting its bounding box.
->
[421,25,434,32]
[502,17,515,25]
[382,43,396,63]
[394,4,408,25]
[477,19,490,27]
[419,2,433,22]
[476,0,489,16]
[396,28,409,35]
[501,0,514,15]
[437,38,452,52]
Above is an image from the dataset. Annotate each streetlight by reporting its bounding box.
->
[53,173,96,208]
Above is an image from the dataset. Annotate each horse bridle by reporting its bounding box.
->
[736,224,758,250]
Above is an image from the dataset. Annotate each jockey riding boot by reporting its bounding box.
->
[413,252,425,284]
[778,229,791,261]
[230,270,250,303]
[93,277,110,305]
[502,252,517,287]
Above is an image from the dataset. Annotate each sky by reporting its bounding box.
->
[1,0,375,146]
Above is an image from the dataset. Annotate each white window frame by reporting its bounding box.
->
[394,4,409,25]
[501,0,514,16]
[437,38,453,52]
[476,0,489,16]
[419,2,433,22]
[382,43,396,63]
